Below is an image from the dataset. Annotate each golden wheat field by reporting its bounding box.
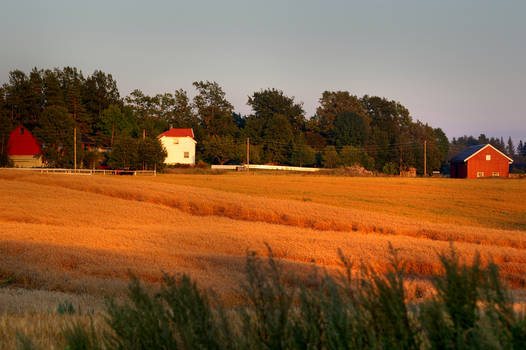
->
[1,169,526,347]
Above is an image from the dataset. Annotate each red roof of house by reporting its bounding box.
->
[158,128,194,138]
[7,126,41,156]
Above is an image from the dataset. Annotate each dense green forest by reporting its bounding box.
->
[0,67,524,173]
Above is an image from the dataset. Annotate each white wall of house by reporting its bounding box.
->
[159,136,196,165]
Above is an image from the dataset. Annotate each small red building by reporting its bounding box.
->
[450,144,513,178]
[7,125,43,167]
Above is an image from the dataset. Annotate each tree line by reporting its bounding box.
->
[1,66,520,174]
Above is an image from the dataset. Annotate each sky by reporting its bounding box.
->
[1,0,525,143]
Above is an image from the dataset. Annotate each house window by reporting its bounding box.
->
[486,154,491,160]
[492,172,500,177]
[477,172,484,178]
[173,139,179,144]
[184,152,189,158]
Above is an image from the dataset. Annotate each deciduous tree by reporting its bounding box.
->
[322,145,340,168]
[109,136,138,169]
[314,91,366,138]
[138,137,167,170]
[193,81,235,136]
[332,111,368,147]
[98,104,135,146]
[172,89,199,129]
[34,105,78,167]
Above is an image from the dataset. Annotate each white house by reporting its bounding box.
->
[158,128,196,165]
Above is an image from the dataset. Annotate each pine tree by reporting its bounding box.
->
[518,140,525,156]
[43,69,65,107]
[506,137,515,157]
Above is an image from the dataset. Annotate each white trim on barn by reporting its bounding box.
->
[463,144,513,164]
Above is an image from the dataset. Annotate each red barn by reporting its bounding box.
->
[450,144,513,178]
[7,125,43,167]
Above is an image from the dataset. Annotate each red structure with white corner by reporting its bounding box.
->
[450,144,512,178]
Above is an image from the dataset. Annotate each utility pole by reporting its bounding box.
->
[142,129,146,170]
[246,137,250,172]
[74,127,77,170]
[74,101,77,170]
[399,145,403,175]
[424,140,427,176]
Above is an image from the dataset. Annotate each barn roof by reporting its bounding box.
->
[450,144,513,163]
[7,125,41,156]
[158,128,194,138]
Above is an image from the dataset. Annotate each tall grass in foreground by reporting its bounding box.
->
[17,246,526,350]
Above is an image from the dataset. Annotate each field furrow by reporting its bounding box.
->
[1,171,526,304]
[2,172,525,250]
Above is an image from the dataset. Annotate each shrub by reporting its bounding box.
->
[15,333,40,350]
[382,162,398,175]
[57,300,75,315]
[103,276,178,349]
[61,319,102,350]
[195,160,209,168]
[420,246,526,349]
[20,245,526,349]
[239,247,296,349]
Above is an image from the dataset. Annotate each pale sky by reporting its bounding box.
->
[1,0,525,142]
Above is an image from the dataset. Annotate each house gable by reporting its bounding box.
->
[450,143,512,178]
[7,125,41,156]
[157,128,196,165]
[463,144,513,164]
[158,128,194,138]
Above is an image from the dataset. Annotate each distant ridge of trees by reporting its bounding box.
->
[0,66,522,173]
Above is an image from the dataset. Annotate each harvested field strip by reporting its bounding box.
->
[151,174,526,230]
[1,171,526,301]
[2,171,526,348]
[2,232,526,295]
[2,172,525,250]
[0,288,105,315]
[2,214,526,296]
[0,313,106,350]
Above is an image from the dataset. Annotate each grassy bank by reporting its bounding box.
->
[10,247,526,349]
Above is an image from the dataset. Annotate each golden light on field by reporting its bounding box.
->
[1,170,525,302]
[1,170,526,347]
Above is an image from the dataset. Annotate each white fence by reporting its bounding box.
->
[1,168,156,176]
[211,164,320,172]
[4,165,320,175]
